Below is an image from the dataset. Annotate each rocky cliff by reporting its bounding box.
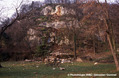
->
[26,5,81,46]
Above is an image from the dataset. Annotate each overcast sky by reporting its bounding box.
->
[0,0,44,18]
[0,0,116,18]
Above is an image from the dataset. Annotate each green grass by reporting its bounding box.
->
[0,61,119,78]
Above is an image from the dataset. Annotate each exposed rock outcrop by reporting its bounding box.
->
[41,6,53,15]
[41,5,76,16]
[26,5,80,46]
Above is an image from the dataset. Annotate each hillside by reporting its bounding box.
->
[0,2,119,63]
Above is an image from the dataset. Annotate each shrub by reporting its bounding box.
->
[35,44,51,61]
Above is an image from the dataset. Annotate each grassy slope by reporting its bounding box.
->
[0,61,119,78]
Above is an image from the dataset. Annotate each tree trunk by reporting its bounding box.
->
[107,34,119,71]
[0,64,2,68]
[93,35,96,56]
[105,18,119,71]
[103,18,119,71]
[97,0,119,71]
[0,41,2,68]
[74,33,77,59]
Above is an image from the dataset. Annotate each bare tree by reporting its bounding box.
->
[0,0,23,68]
[115,0,119,4]
[0,7,4,68]
[79,0,119,71]
[97,0,119,71]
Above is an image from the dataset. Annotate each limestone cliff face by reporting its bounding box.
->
[40,6,53,15]
[26,27,41,47]
[41,5,76,16]
[39,5,80,29]
[27,5,80,46]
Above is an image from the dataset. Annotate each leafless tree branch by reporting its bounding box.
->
[0,0,24,39]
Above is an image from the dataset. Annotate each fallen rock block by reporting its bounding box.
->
[52,67,56,70]
[94,62,98,65]
[59,67,65,70]
[25,59,32,62]
[76,57,83,62]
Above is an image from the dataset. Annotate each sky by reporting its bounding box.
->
[0,0,116,18]
[0,0,44,18]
